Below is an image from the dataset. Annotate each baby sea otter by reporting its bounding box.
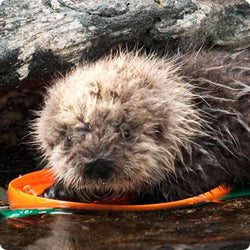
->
[33,49,250,204]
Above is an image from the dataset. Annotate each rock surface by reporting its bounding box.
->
[1,0,250,93]
[0,0,249,180]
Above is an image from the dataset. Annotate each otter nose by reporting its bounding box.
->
[84,158,114,180]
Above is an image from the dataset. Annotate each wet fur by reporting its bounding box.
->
[32,48,250,203]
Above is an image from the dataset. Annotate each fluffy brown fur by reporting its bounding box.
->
[32,48,250,203]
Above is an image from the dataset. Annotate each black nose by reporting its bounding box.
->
[84,158,114,180]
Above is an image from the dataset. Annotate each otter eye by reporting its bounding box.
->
[122,128,130,139]
[120,123,131,139]
[64,135,72,148]
[110,91,118,99]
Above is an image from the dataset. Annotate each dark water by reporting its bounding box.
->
[0,197,250,250]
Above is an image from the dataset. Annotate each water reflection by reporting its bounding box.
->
[0,197,249,249]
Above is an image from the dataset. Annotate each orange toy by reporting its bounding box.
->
[8,169,232,211]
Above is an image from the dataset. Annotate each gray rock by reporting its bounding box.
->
[0,0,249,92]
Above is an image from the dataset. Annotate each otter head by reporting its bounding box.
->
[33,53,200,202]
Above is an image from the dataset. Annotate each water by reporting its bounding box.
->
[0,197,249,250]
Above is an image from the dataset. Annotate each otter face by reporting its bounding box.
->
[33,53,199,202]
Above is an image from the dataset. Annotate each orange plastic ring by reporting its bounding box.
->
[8,169,232,211]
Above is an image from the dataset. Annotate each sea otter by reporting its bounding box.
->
[33,48,250,204]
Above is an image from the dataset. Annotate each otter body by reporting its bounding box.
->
[33,49,250,203]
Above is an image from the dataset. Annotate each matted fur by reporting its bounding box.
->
[32,49,250,203]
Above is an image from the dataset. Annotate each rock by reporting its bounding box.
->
[1,0,249,92]
[0,0,249,181]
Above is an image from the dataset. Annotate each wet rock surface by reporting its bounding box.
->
[0,198,250,249]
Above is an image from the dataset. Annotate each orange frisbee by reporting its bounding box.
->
[8,169,232,211]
